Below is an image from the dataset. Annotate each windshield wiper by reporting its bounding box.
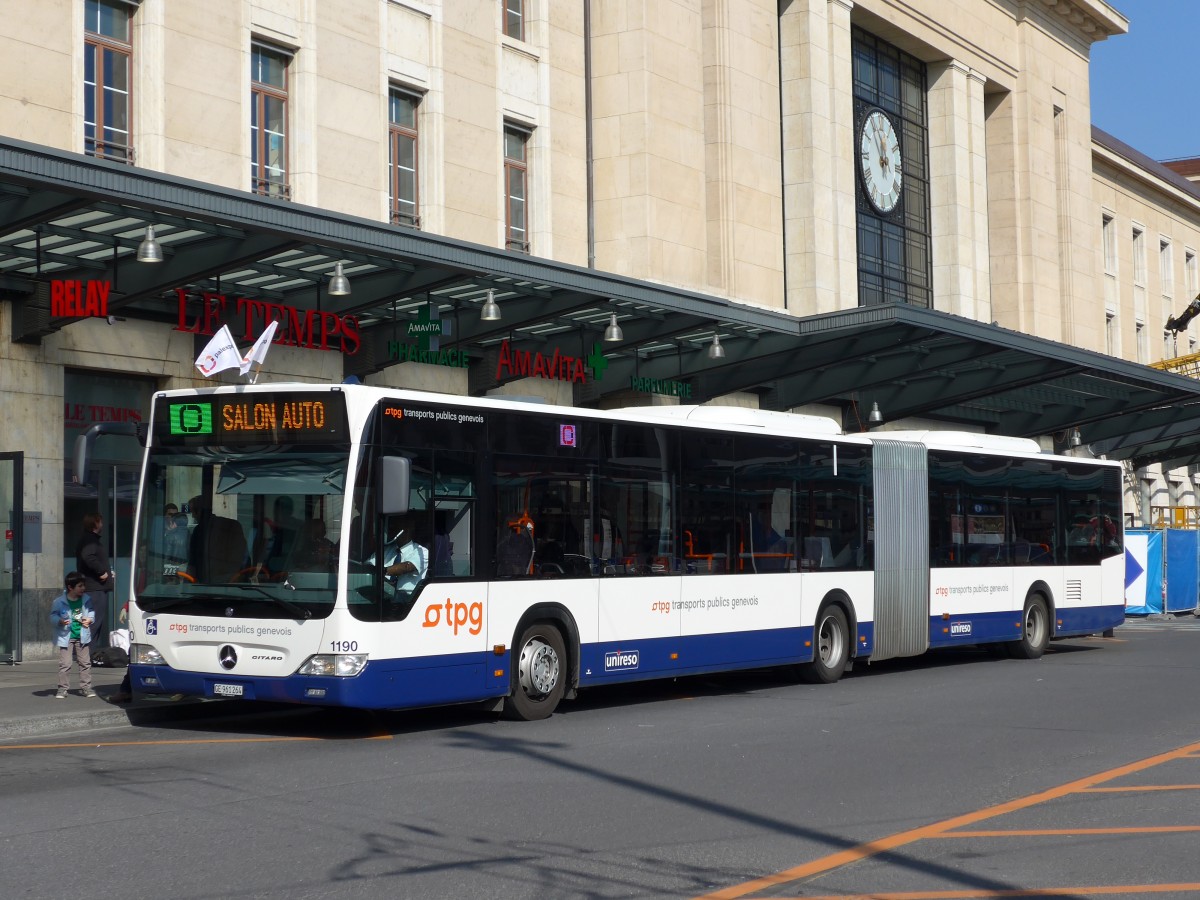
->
[140,585,312,619]
[139,596,194,614]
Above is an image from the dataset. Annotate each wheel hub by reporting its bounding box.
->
[819,616,844,664]
[519,639,560,697]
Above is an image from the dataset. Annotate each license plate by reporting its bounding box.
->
[213,683,244,697]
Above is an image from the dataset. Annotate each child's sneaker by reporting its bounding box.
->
[54,690,67,699]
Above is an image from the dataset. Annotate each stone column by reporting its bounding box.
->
[780,0,856,315]
[928,60,991,322]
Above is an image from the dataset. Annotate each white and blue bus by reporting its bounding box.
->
[126,383,1125,719]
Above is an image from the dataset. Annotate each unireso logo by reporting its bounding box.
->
[604,649,639,672]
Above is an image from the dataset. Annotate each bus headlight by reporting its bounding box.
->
[131,644,165,666]
[297,654,367,677]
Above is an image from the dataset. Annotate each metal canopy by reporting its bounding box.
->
[2,136,1200,469]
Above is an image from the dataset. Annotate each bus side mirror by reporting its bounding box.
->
[72,422,139,487]
[379,456,411,516]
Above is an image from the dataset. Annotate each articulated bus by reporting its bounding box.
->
[126,383,1125,719]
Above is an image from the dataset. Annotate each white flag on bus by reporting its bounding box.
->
[194,324,241,378]
[239,320,279,376]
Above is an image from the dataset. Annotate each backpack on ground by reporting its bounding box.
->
[91,646,129,668]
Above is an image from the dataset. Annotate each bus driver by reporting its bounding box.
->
[379,512,429,594]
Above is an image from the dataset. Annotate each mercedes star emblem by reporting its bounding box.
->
[219,645,238,670]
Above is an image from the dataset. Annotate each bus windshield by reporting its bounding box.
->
[134,446,349,619]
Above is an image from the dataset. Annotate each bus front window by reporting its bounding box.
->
[134,448,348,619]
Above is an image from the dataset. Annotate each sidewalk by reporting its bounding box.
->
[0,657,237,741]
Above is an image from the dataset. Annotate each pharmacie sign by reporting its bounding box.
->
[174,289,361,354]
[388,303,470,369]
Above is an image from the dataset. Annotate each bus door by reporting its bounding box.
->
[595,423,681,676]
[870,440,929,662]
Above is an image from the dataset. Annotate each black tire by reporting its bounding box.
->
[1007,594,1050,659]
[503,623,567,720]
[798,605,850,684]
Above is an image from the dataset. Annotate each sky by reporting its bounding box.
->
[1089,1,1200,161]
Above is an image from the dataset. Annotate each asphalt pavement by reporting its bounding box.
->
[1,612,1196,741]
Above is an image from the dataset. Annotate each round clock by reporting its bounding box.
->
[859,108,903,214]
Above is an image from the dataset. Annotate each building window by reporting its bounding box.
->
[1136,320,1148,364]
[1102,213,1116,274]
[1186,248,1197,296]
[251,43,290,199]
[1132,226,1146,286]
[1160,237,1173,296]
[1105,311,1119,357]
[84,0,134,163]
[504,124,530,253]
[852,28,931,308]
[503,0,525,41]
[388,89,420,228]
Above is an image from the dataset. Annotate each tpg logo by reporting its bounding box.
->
[949,621,972,635]
[604,649,639,672]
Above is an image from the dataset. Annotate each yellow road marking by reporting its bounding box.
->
[697,738,1200,900]
[943,826,1200,837]
[1082,784,1200,792]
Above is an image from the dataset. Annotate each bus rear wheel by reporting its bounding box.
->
[798,605,849,684]
[1007,594,1050,660]
[503,623,567,721]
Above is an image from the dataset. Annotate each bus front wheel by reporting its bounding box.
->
[1007,594,1050,660]
[504,623,567,721]
[798,605,849,684]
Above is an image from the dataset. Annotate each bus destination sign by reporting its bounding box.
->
[158,393,348,445]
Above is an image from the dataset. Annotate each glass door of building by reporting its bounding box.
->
[0,452,24,664]
[65,461,138,648]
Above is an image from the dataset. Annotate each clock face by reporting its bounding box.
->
[859,109,903,214]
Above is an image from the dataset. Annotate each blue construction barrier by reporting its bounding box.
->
[1125,529,1162,615]
[1125,528,1200,615]
[1164,527,1199,613]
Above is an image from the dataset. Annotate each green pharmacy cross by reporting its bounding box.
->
[407,303,451,352]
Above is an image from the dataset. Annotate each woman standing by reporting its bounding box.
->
[75,511,113,652]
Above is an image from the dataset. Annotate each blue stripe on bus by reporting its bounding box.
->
[578,627,813,686]
[926,604,1124,648]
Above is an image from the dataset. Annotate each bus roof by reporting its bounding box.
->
[621,404,843,435]
[867,429,1064,458]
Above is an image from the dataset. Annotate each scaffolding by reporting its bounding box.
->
[1149,505,1200,529]
[1150,351,1200,380]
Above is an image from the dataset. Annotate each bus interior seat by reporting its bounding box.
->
[205,516,248,582]
[803,536,834,568]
